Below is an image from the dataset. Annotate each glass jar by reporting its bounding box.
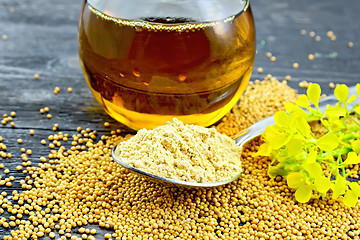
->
[78,0,256,130]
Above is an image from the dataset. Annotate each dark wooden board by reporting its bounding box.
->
[0,0,360,238]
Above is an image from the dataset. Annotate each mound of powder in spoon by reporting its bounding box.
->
[114,119,242,183]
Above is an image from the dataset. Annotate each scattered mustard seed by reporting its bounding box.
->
[10,111,16,117]
[270,56,276,62]
[17,139,22,144]
[327,31,334,37]
[4,169,9,174]
[293,62,299,69]
[2,35,8,41]
[266,52,272,58]
[315,35,321,41]
[54,87,60,94]
[300,29,307,35]
[348,41,354,48]
[329,82,335,89]
[34,74,39,79]
[9,7,15,13]
[47,114,52,119]
[29,129,34,135]
[257,67,263,73]
[104,122,110,127]
[285,75,291,81]
[67,87,73,93]
[309,31,315,37]
[308,54,315,61]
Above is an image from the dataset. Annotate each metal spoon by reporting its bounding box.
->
[111,85,359,188]
[111,147,242,188]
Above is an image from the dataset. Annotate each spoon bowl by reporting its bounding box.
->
[111,146,242,188]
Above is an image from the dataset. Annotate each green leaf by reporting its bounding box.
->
[347,94,357,104]
[266,132,291,150]
[316,133,339,151]
[284,102,296,114]
[295,184,312,203]
[343,190,358,207]
[352,140,360,154]
[334,84,349,104]
[287,172,304,189]
[274,111,290,128]
[307,83,321,109]
[256,143,272,156]
[355,106,360,115]
[304,162,323,178]
[332,175,347,199]
[268,165,288,179]
[325,105,346,117]
[343,152,360,165]
[286,137,303,155]
[314,176,331,193]
[294,116,311,137]
[295,94,310,109]
[306,148,317,164]
[349,182,360,196]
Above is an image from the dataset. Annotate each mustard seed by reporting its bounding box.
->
[293,62,299,69]
[329,82,335,89]
[34,74,39,79]
[54,87,60,94]
[270,56,276,62]
[309,31,315,37]
[17,139,22,144]
[308,54,315,61]
[29,129,34,135]
[266,52,272,58]
[348,41,354,48]
[300,29,306,35]
[315,35,321,41]
[257,67,263,73]
[327,31,334,37]
[104,122,110,127]
[2,35,8,41]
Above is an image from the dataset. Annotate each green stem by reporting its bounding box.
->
[348,115,360,128]
[319,118,330,132]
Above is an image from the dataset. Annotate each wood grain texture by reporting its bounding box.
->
[0,0,360,238]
